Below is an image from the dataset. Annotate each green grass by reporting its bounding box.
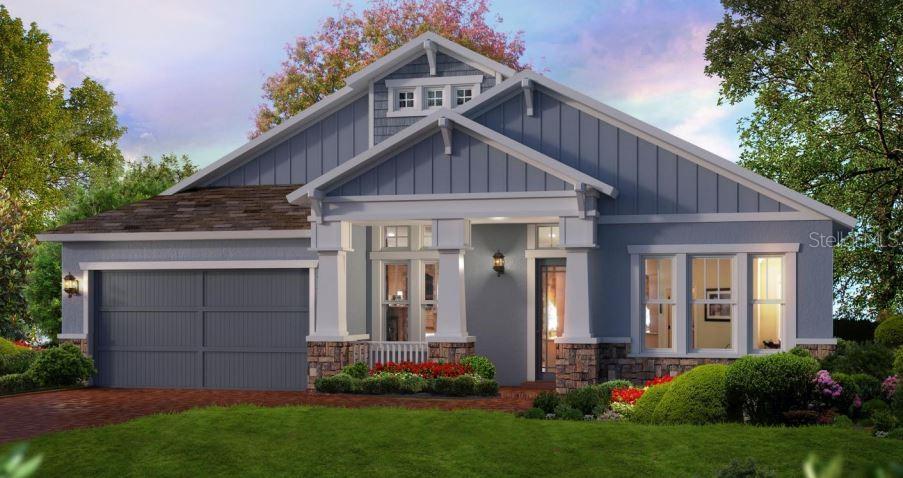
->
[5,406,901,477]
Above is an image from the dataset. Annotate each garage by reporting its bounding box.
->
[92,268,309,390]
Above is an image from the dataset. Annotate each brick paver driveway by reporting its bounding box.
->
[0,386,541,443]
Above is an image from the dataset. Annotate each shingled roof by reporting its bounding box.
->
[42,186,310,235]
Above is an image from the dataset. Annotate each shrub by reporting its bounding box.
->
[564,386,601,415]
[0,349,39,375]
[872,409,897,433]
[874,315,903,348]
[847,373,881,401]
[460,355,495,380]
[821,339,894,379]
[0,337,24,356]
[881,375,897,401]
[0,373,39,395]
[887,428,903,440]
[474,378,499,396]
[521,407,546,419]
[449,375,477,396]
[315,373,358,393]
[28,344,94,387]
[360,376,384,394]
[553,404,584,420]
[895,348,903,376]
[726,352,819,424]
[592,379,633,407]
[653,364,728,425]
[341,362,369,379]
[532,391,560,414]
[631,382,671,424]
[782,410,818,426]
[715,458,776,478]
[397,373,428,394]
[788,346,812,358]
[432,376,455,395]
[832,415,854,428]
[862,398,890,417]
[828,372,859,411]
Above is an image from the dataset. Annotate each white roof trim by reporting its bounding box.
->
[286,110,618,203]
[459,70,857,229]
[37,230,311,242]
[78,260,318,270]
[165,32,515,195]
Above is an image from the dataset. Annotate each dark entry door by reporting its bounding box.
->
[535,259,566,381]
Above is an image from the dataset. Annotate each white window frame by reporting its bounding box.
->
[689,255,739,354]
[536,224,561,249]
[627,243,799,358]
[425,87,444,108]
[385,75,483,117]
[750,254,787,354]
[454,86,473,105]
[640,255,678,354]
[383,225,411,250]
[421,260,438,338]
[396,89,416,110]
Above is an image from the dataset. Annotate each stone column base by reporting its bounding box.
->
[795,343,837,360]
[307,340,369,390]
[555,342,603,393]
[599,342,735,385]
[427,341,475,363]
[60,338,89,356]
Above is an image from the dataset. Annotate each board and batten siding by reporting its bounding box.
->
[476,89,798,215]
[373,52,495,144]
[328,129,560,196]
[205,95,369,187]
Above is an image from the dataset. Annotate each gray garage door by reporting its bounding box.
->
[93,269,309,390]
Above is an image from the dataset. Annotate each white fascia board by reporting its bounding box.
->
[459,70,856,229]
[320,193,582,221]
[36,230,311,242]
[626,243,800,254]
[597,212,827,224]
[384,75,484,88]
[78,260,318,270]
[163,88,364,195]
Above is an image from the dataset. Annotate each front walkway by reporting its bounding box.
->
[0,385,545,443]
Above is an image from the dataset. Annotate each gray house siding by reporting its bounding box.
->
[474,89,799,214]
[328,129,558,196]
[373,52,495,144]
[466,224,527,386]
[61,239,315,335]
[206,95,369,187]
[592,220,834,340]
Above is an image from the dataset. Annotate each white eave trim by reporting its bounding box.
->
[326,190,576,203]
[597,212,827,224]
[78,260,319,270]
[627,243,800,254]
[37,229,312,242]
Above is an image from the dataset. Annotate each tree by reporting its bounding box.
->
[0,193,32,340]
[704,0,902,319]
[252,0,526,136]
[24,155,197,341]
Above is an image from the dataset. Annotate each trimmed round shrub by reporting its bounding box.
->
[875,315,903,348]
[553,404,583,420]
[315,373,358,393]
[631,382,672,424]
[0,349,39,375]
[0,373,39,395]
[726,352,819,424]
[788,346,812,358]
[341,362,369,380]
[862,398,890,417]
[361,376,384,394]
[447,375,477,396]
[28,344,95,387]
[564,386,601,415]
[532,391,560,414]
[474,378,499,396]
[521,407,546,419]
[593,379,633,407]
[821,339,894,379]
[653,364,728,425]
[460,355,495,380]
[397,374,428,394]
[432,376,455,395]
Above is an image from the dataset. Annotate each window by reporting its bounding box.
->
[643,257,675,350]
[691,256,734,350]
[383,263,409,341]
[752,256,783,351]
[537,225,560,248]
[384,226,410,249]
[426,88,444,108]
[422,225,433,248]
[397,90,415,109]
[455,87,473,105]
[422,262,438,336]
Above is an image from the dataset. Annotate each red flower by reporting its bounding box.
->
[644,375,676,388]
[370,361,473,379]
[611,387,645,405]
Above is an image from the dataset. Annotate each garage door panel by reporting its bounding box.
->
[95,351,201,388]
[100,270,201,308]
[204,352,306,390]
[96,311,200,348]
[205,311,307,348]
[204,269,307,308]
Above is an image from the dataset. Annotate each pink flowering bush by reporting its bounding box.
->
[813,370,843,400]
[882,375,897,400]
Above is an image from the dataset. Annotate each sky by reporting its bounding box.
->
[5,0,753,168]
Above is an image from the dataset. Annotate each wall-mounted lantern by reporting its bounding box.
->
[63,272,80,297]
[492,251,505,277]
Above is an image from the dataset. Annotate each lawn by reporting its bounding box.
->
[6,406,902,477]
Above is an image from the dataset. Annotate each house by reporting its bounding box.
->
[38,32,854,393]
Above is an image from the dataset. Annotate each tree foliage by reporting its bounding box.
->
[704,0,903,319]
[24,155,197,340]
[252,0,526,136]
[0,193,33,340]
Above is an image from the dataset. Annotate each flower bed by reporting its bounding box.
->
[370,361,471,378]
[316,357,499,397]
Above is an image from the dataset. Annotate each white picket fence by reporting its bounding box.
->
[365,341,429,365]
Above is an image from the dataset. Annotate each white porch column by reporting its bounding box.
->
[429,219,474,344]
[309,221,366,341]
[557,216,600,343]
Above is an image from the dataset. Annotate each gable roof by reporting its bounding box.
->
[455,70,857,229]
[164,32,515,195]
[285,109,618,203]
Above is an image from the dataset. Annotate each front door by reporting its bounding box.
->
[536,259,566,381]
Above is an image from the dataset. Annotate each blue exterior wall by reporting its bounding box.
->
[475,88,798,214]
[373,52,495,144]
[205,95,369,187]
[593,220,834,339]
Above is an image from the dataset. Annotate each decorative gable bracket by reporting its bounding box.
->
[423,40,438,76]
[521,79,534,116]
[438,117,453,156]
